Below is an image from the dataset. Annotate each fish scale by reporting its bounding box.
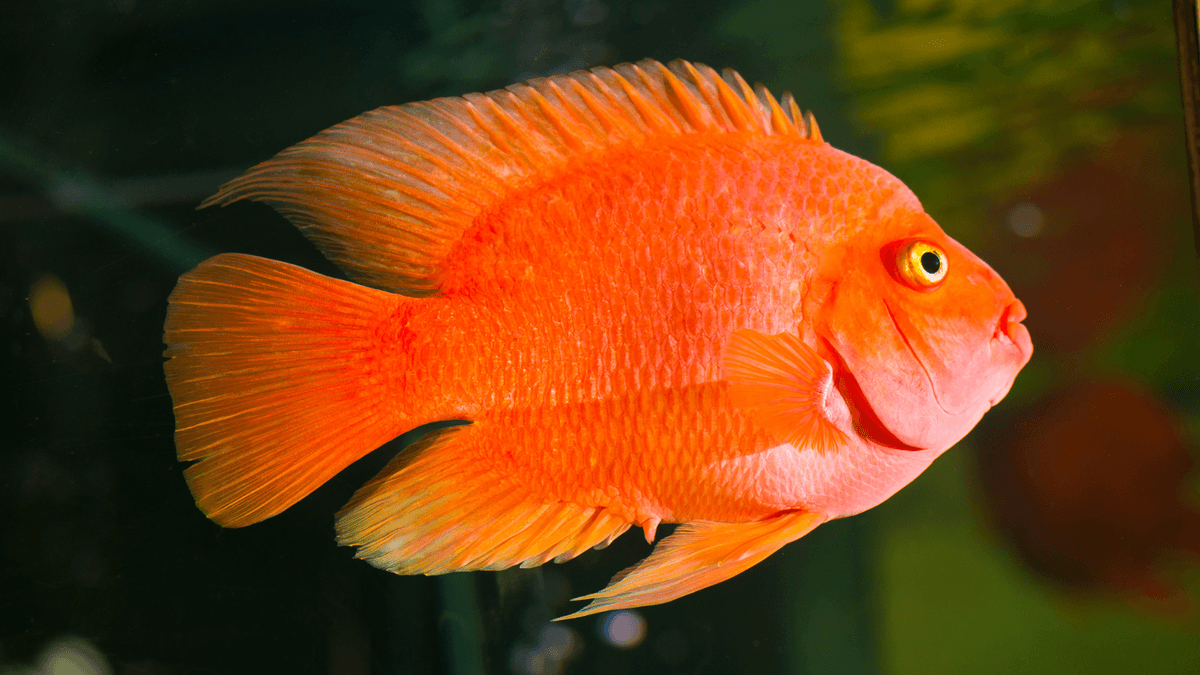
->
[468,384,777,525]
[428,135,826,408]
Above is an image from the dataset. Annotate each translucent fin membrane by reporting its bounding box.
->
[558,510,825,620]
[200,59,823,295]
[336,425,632,574]
[164,253,407,527]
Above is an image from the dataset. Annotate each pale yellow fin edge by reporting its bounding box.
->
[556,511,825,620]
[335,425,631,574]
[200,60,822,294]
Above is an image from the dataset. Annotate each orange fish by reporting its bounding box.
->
[164,59,1032,619]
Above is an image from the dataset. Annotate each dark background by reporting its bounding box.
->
[3,1,1199,674]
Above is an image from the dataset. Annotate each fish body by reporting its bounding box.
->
[165,59,1031,618]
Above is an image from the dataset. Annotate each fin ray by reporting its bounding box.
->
[558,511,824,620]
[164,253,413,527]
[724,329,847,454]
[201,59,822,295]
[335,425,631,575]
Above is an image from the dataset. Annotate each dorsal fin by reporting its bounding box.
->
[200,59,823,295]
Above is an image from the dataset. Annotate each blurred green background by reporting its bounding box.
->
[3,1,1199,674]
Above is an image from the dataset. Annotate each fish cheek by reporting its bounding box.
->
[885,291,995,416]
[887,239,1023,418]
[816,277,945,450]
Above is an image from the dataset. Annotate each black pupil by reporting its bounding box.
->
[920,251,941,275]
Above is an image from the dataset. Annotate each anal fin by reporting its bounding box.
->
[558,510,825,620]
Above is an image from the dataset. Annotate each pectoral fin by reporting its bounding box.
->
[557,510,825,620]
[723,329,847,454]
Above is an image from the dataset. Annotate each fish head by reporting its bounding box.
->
[814,207,1032,452]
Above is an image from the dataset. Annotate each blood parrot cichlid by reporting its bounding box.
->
[164,59,1032,619]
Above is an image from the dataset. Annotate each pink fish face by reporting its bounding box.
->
[816,209,1032,452]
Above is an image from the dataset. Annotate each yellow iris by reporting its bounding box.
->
[896,240,947,289]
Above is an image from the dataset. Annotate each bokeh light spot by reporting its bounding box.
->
[536,623,578,660]
[598,609,646,649]
[509,622,580,675]
[1007,202,1044,238]
[29,274,74,341]
[38,636,112,675]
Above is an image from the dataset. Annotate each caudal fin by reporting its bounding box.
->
[164,253,411,527]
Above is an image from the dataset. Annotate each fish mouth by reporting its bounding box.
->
[987,299,1032,405]
[994,299,1028,347]
[880,297,1031,418]
[815,266,1031,451]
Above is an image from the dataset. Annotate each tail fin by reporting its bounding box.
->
[164,253,411,528]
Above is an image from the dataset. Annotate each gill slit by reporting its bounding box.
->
[881,298,949,416]
[817,333,919,451]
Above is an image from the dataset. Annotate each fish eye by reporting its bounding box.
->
[895,240,947,289]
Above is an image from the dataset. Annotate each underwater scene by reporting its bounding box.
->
[4,0,1200,673]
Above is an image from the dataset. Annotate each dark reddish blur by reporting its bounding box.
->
[981,380,1200,608]
[991,132,1183,355]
